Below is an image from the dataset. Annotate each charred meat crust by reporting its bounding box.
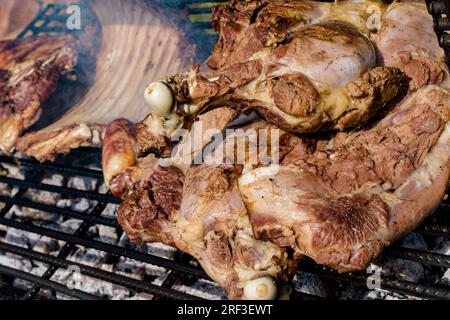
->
[398,52,445,91]
[164,9,404,137]
[117,166,184,246]
[17,123,104,162]
[134,118,174,159]
[271,73,319,117]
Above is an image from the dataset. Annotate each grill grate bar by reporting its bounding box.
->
[386,247,450,269]
[0,216,208,279]
[0,171,44,217]
[427,0,450,61]
[0,242,200,300]
[22,202,107,300]
[0,195,118,228]
[417,224,450,238]
[17,4,63,39]
[299,262,450,300]
[0,156,104,179]
[0,264,100,300]
[17,3,86,39]
[0,176,120,204]
[156,251,194,300]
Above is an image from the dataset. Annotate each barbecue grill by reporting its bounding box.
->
[0,0,450,301]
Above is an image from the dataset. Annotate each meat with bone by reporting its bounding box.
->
[238,0,450,272]
[115,121,294,299]
[101,0,450,299]
[134,0,403,158]
[0,34,78,153]
[116,83,450,297]
[237,0,450,273]
[103,108,238,199]
[16,123,104,162]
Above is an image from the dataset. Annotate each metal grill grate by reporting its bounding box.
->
[0,1,450,301]
[427,0,450,63]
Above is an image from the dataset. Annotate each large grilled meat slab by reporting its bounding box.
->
[240,84,450,272]
[102,1,450,299]
[0,34,78,153]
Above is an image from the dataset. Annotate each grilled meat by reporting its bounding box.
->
[102,108,238,199]
[240,84,450,272]
[16,123,104,161]
[102,0,450,300]
[117,84,450,298]
[372,2,450,91]
[115,120,294,299]
[0,34,78,153]
[134,0,403,158]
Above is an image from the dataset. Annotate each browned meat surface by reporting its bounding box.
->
[117,165,184,246]
[103,108,238,199]
[240,85,450,272]
[116,84,450,297]
[0,34,78,153]
[16,123,104,162]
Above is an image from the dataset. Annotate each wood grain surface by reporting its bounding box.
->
[46,0,197,130]
[0,0,41,39]
[2,0,199,159]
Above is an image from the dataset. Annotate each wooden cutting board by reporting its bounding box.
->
[3,0,224,160]
[43,0,199,129]
[0,0,41,39]
[3,0,209,131]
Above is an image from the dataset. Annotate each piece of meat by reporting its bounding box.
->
[176,165,292,299]
[103,108,238,198]
[114,117,295,299]
[239,85,450,272]
[117,163,294,299]
[117,165,183,246]
[207,0,388,69]
[16,124,104,162]
[0,34,78,153]
[372,1,450,91]
[134,0,403,158]
[117,85,450,296]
